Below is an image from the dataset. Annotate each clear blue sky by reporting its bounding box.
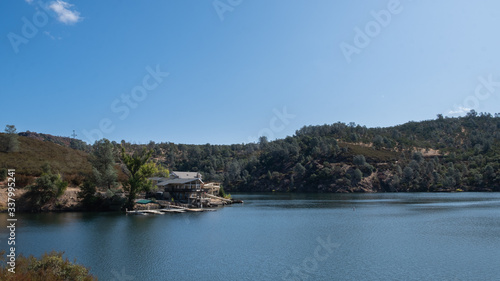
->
[2,0,500,145]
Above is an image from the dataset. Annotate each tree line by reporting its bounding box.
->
[115,110,500,193]
[3,111,500,211]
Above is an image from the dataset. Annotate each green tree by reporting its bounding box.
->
[89,139,117,189]
[0,168,6,181]
[353,155,366,166]
[26,165,68,211]
[121,147,158,209]
[483,165,495,184]
[403,166,414,182]
[155,164,170,178]
[1,125,19,152]
[293,163,306,178]
[373,135,384,149]
[226,159,241,181]
[78,179,98,210]
[390,174,400,190]
[218,184,230,199]
[4,125,16,135]
[353,168,363,184]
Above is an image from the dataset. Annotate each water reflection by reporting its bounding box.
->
[0,192,499,280]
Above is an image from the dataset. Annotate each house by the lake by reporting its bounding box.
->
[150,171,220,204]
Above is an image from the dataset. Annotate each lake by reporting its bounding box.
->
[1,192,500,280]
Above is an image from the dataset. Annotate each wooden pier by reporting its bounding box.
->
[127,206,217,215]
[126,209,164,215]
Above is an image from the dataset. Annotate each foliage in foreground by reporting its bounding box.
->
[0,251,97,281]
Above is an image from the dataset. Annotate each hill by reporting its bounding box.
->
[0,134,91,186]
[18,131,89,151]
[2,111,500,193]
[129,111,500,193]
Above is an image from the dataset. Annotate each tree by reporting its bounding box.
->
[0,168,6,181]
[373,135,384,149]
[353,155,366,166]
[226,159,241,181]
[412,152,424,163]
[218,184,230,199]
[353,168,363,184]
[259,136,268,145]
[26,165,68,211]
[4,125,16,134]
[78,179,98,210]
[390,175,400,190]
[121,147,158,209]
[293,163,306,178]
[466,109,477,118]
[155,164,170,178]
[403,166,414,182]
[89,139,117,189]
[483,165,496,185]
[1,125,19,152]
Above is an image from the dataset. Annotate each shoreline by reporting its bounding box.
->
[1,186,497,213]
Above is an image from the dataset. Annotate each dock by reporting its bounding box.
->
[126,209,165,215]
[127,206,217,215]
[158,208,186,213]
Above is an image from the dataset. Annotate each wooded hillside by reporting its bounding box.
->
[2,111,499,193]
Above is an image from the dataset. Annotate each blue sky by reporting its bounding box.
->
[1,0,500,145]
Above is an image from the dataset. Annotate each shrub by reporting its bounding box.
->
[78,180,98,210]
[0,168,6,181]
[25,167,68,211]
[0,250,97,281]
[219,185,231,199]
[353,155,366,166]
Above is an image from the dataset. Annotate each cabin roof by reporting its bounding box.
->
[157,178,203,186]
[171,171,201,179]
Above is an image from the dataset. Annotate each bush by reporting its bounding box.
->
[218,185,231,199]
[78,180,98,210]
[25,167,68,212]
[0,168,6,181]
[0,250,97,281]
[353,155,366,166]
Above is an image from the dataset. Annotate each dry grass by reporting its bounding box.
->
[0,135,91,178]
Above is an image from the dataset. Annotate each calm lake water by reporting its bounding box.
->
[1,193,500,280]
